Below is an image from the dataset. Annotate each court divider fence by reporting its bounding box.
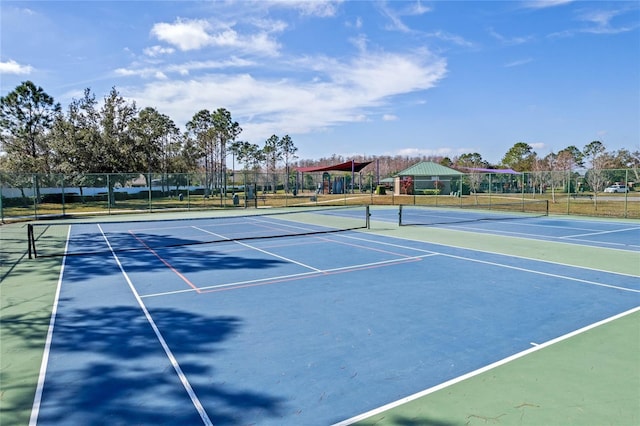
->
[1,168,638,222]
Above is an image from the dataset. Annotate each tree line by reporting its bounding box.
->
[0,81,301,199]
[1,81,638,193]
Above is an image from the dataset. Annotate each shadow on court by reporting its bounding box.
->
[59,239,290,283]
[17,305,286,425]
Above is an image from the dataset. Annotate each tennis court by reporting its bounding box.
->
[3,205,640,425]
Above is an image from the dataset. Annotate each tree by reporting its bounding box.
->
[0,81,61,201]
[556,146,584,170]
[0,81,60,202]
[583,140,608,206]
[439,157,453,168]
[501,142,536,172]
[456,152,487,201]
[131,107,180,191]
[262,135,282,194]
[173,133,200,173]
[555,145,584,194]
[228,140,244,191]
[279,135,297,193]
[233,141,262,171]
[211,108,242,194]
[49,88,102,201]
[98,87,140,204]
[186,108,242,197]
[540,153,561,202]
[186,109,216,196]
[263,134,281,193]
[0,81,61,173]
[131,107,167,174]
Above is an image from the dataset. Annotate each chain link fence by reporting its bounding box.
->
[1,169,638,222]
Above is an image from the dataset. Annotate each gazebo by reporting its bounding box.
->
[394,162,464,195]
[295,160,373,194]
[461,167,522,193]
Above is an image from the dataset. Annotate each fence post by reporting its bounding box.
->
[624,169,629,218]
[107,174,111,215]
[566,169,570,215]
[33,174,38,220]
[0,174,4,223]
[61,174,66,217]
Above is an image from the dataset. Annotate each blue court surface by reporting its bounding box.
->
[30,209,640,425]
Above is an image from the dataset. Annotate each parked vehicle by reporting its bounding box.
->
[604,184,629,193]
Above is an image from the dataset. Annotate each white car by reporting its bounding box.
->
[604,184,629,193]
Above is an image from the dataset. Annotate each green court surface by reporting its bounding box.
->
[1,223,64,426]
[353,310,639,425]
[1,214,639,425]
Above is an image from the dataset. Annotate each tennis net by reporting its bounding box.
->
[398,200,549,226]
[28,205,370,258]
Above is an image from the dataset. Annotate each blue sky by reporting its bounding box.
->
[1,0,638,164]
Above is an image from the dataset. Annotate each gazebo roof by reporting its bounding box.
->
[462,167,521,174]
[296,160,372,173]
[397,162,463,176]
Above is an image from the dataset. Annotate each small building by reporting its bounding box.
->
[394,162,464,195]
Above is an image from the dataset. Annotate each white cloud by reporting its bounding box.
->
[251,18,288,33]
[379,1,432,33]
[504,58,534,67]
[577,8,639,34]
[349,34,369,53]
[306,49,447,100]
[114,68,138,77]
[427,30,475,48]
[124,49,447,143]
[0,59,33,75]
[287,0,343,17]
[166,58,255,74]
[151,18,212,51]
[382,114,397,121]
[115,57,255,79]
[522,0,573,9]
[488,28,534,45]
[406,1,431,16]
[547,5,639,37]
[150,18,281,56]
[345,16,362,30]
[395,147,460,157]
[143,45,176,57]
[530,142,546,151]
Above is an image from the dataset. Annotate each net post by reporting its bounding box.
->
[27,224,35,259]
[398,205,403,226]
[366,205,370,229]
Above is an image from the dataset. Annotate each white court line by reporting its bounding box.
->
[29,226,71,426]
[332,305,640,426]
[441,252,640,293]
[141,254,437,298]
[97,224,213,426]
[431,223,640,251]
[562,226,640,239]
[338,232,640,279]
[192,225,323,272]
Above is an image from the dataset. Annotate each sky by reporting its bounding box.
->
[1,0,639,165]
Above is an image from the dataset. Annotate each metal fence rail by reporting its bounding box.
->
[1,169,638,222]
